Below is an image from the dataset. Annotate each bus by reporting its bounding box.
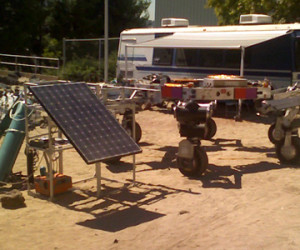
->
[117,14,300,89]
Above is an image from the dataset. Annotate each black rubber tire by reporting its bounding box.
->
[124,121,142,143]
[275,137,300,164]
[204,118,217,140]
[177,146,208,177]
[268,123,283,144]
[268,123,299,145]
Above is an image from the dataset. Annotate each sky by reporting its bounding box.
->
[148,0,155,20]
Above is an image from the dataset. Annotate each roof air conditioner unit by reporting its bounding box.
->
[239,14,272,24]
[161,18,189,27]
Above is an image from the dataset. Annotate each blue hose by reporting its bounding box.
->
[0,102,25,181]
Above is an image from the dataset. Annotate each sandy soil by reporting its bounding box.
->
[0,105,300,250]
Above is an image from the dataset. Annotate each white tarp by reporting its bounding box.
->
[130,30,290,49]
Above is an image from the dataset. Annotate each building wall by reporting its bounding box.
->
[154,0,218,27]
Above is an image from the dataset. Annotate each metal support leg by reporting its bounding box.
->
[96,162,101,197]
[133,154,136,184]
[132,104,136,184]
[49,154,54,201]
[58,130,63,174]
[235,99,242,121]
[58,151,63,174]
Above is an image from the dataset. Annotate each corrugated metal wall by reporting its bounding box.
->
[154,0,218,27]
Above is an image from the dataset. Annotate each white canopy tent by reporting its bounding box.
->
[124,30,290,79]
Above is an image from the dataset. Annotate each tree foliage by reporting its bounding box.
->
[0,0,151,55]
[207,0,300,25]
[0,0,47,54]
[46,0,150,40]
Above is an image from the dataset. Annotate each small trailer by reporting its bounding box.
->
[135,74,272,120]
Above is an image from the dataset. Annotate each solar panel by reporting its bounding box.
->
[29,82,142,164]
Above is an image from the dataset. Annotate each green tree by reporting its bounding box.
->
[43,0,150,58]
[0,0,150,55]
[207,0,300,25]
[0,0,47,54]
[46,0,150,41]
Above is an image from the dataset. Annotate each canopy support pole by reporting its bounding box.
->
[125,45,128,81]
[237,46,246,120]
[240,46,245,77]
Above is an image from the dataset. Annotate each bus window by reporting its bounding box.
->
[176,49,239,68]
[245,35,292,70]
[198,49,223,67]
[175,49,199,66]
[224,50,241,69]
[153,48,173,66]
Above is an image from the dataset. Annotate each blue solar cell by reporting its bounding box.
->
[30,82,142,164]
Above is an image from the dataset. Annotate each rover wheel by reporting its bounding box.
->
[268,123,284,144]
[124,121,142,143]
[204,118,217,140]
[177,146,208,177]
[275,137,300,164]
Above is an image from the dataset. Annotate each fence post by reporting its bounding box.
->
[57,60,60,77]
[104,0,109,83]
[99,39,102,79]
[15,56,18,72]
[63,38,66,73]
[34,58,37,75]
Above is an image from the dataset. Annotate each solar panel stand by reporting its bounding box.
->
[24,83,74,201]
[25,82,142,201]
[94,82,139,184]
[47,116,60,200]
[94,83,139,197]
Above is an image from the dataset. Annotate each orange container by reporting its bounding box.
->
[34,174,72,196]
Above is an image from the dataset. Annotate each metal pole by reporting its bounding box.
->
[34,58,37,75]
[240,47,245,77]
[58,130,63,174]
[125,45,128,80]
[237,46,246,120]
[99,40,102,77]
[48,117,54,201]
[63,38,66,72]
[96,162,101,197]
[15,57,18,72]
[132,104,136,183]
[57,60,60,77]
[104,0,109,82]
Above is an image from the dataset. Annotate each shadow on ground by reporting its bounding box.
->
[48,180,200,232]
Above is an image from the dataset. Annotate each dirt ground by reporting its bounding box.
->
[0,105,300,250]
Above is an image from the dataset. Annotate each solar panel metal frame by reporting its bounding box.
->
[29,82,142,164]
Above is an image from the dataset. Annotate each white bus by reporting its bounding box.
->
[117,15,300,89]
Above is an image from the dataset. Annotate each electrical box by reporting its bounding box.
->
[34,174,72,196]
